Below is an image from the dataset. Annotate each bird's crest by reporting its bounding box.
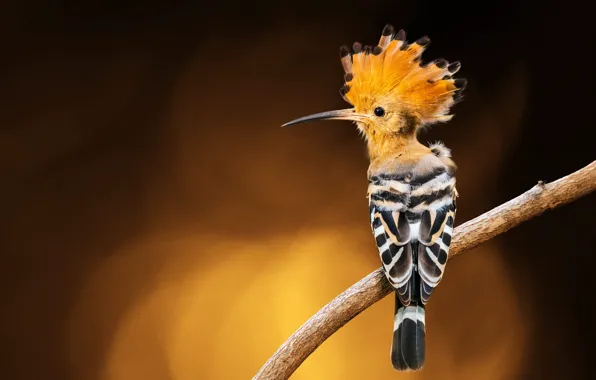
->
[339,24,466,125]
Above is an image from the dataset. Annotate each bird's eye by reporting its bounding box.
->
[374,107,385,117]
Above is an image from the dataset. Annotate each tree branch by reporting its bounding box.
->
[254,160,596,380]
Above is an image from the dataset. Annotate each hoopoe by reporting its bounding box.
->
[282,24,465,371]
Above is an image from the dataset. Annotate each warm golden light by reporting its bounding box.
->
[55,22,527,380]
[4,3,592,379]
[68,229,526,379]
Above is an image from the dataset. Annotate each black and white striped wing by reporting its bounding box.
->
[417,200,456,303]
[370,202,414,301]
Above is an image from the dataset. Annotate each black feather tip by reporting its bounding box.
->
[447,61,461,73]
[394,29,406,41]
[416,36,430,47]
[434,59,448,69]
[454,78,467,90]
[339,84,351,97]
[339,45,350,58]
[373,45,383,55]
[352,42,362,54]
[382,24,395,36]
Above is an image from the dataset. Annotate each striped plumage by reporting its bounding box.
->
[368,142,457,370]
[282,23,465,372]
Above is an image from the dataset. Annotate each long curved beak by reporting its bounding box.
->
[281,108,369,127]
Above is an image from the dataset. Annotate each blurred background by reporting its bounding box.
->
[1,0,594,379]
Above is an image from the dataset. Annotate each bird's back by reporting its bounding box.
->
[367,141,457,301]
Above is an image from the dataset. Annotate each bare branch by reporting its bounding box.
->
[254,161,596,380]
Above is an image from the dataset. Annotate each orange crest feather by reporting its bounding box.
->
[339,25,466,124]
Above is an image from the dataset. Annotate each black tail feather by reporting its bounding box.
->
[391,292,426,371]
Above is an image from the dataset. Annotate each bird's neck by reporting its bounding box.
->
[366,133,427,163]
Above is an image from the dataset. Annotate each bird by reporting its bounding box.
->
[281,24,465,371]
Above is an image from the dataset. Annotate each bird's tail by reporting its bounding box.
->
[391,292,426,371]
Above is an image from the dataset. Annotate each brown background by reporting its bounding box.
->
[1,1,594,379]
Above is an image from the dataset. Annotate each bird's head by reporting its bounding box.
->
[282,24,466,155]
